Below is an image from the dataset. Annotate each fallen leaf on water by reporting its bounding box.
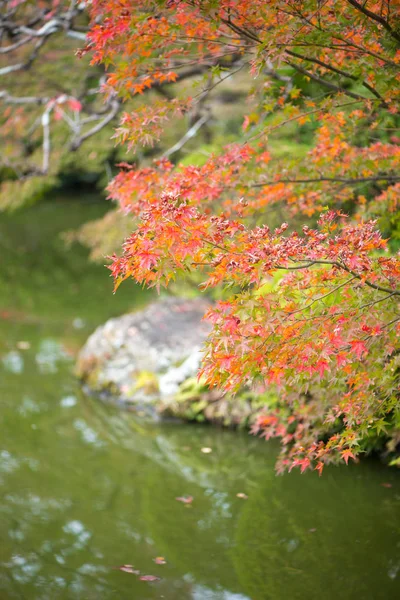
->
[113,565,140,574]
[140,575,160,582]
[16,341,30,350]
[381,483,392,488]
[201,447,212,454]
[153,557,166,565]
[236,493,248,499]
[175,495,193,504]
[0,310,13,320]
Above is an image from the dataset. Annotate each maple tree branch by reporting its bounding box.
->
[0,1,86,38]
[331,34,400,69]
[208,9,384,109]
[162,113,210,158]
[295,259,400,296]
[358,291,397,310]
[281,41,400,69]
[192,61,248,101]
[285,49,386,103]
[69,96,121,150]
[381,315,400,330]
[69,54,243,152]
[248,175,400,188]
[276,262,317,270]
[0,90,48,105]
[287,276,359,315]
[246,99,365,144]
[218,0,398,98]
[0,33,49,75]
[220,16,261,45]
[0,36,31,54]
[1,35,245,179]
[0,1,87,78]
[285,60,369,102]
[186,231,400,300]
[346,0,400,44]
[41,109,51,173]
[337,262,400,296]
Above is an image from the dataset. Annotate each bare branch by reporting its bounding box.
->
[70,97,121,150]
[162,113,210,158]
[41,109,51,173]
[0,0,87,78]
[0,90,48,104]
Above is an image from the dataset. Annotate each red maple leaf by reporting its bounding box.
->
[341,449,356,465]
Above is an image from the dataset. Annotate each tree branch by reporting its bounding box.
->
[346,0,400,44]
[285,60,369,102]
[285,49,387,104]
[70,97,121,150]
[295,259,400,296]
[162,113,210,158]
[248,175,400,188]
[0,90,49,104]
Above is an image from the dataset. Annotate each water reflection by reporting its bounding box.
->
[0,200,399,599]
[35,339,68,374]
[2,351,24,374]
[60,396,77,409]
[1,325,400,600]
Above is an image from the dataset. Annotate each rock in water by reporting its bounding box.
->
[76,297,211,409]
[77,296,268,426]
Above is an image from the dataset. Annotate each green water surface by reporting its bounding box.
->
[0,197,399,600]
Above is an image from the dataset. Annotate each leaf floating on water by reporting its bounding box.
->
[175,495,193,504]
[236,493,248,499]
[153,556,166,565]
[201,447,212,454]
[381,482,392,488]
[114,565,160,582]
[16,341,30,350]
[139,575,160,582]
[114,564,140,574]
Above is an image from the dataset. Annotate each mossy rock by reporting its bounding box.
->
[77,296,275,426]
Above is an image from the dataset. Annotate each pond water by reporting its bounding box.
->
[0,196,400,600]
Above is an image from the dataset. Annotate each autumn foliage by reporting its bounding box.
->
[83,0,400,473]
